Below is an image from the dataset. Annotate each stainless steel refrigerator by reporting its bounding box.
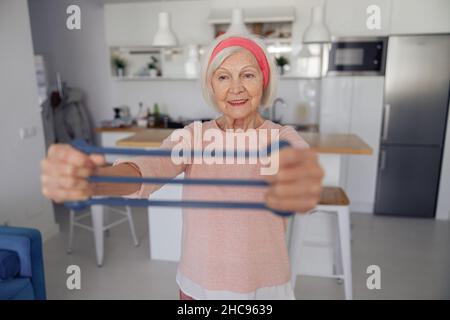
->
[374,35,450,218]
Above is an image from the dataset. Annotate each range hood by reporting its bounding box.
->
[207,7,295,24]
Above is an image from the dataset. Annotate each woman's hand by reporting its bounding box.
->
[40,144,105,203]
[264,148,324,214]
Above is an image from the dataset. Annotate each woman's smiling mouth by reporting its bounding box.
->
[228,99,249,107]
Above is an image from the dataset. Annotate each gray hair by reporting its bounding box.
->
[199,33,278,111]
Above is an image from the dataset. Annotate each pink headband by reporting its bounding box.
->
[208,37,270,89]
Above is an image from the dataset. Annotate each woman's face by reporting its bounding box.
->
[210,49,264,121]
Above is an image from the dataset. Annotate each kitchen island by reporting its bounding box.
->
[116,129,372,187]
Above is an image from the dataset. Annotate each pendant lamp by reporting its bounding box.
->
[226,8,249,35]
[303,5,331,43]
[153,11,178,47]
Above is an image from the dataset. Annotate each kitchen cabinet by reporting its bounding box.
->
[325,0,392,37]
[104,1,450,50]
[326,0,450,37]
[390,0,450,35]
[320,76,384,213]
[347,77,384,213]
[208,7,295,38]
[148,174,183,261]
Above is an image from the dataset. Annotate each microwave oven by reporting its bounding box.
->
[326,37,388,76]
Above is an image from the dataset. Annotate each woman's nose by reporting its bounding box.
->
[229,78,244,94]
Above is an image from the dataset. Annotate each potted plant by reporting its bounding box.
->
[112,54,127,77]
[275,56,289,75]
[148,56,159,77]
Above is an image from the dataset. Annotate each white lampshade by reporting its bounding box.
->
[303,5,331,43]
[298,45,312,58]
[226,8,249,35]
[153,12,178,47]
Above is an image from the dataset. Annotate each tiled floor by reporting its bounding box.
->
[43,205,450,299]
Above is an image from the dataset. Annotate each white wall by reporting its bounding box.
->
[0,0,59,240]
[28,0,113,127]
[105,0,214,46]
[110,79,219,121]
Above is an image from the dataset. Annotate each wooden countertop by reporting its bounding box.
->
[95,126,147,133]
[116,129,174,148]
[298,132,373,155]
[116,129,373,155]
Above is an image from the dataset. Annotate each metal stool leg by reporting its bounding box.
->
[67,210,75,254]
[289,214,308,289]
[91,205,104,267]
[126,206,139,247]
[104,208,110,237]
[333,213,344,284]
[337,206,352,300]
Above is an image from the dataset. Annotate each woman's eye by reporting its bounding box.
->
[218,75,228,81]
[243,73,255,79]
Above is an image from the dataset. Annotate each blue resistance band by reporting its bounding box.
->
[64,139,293,217]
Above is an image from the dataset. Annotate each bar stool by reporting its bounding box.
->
[289,187,352,300]
[67,205,139,266]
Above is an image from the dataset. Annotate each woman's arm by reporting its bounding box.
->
[41,124,192,203]
[41,144,145,202]
[92,163,142,196]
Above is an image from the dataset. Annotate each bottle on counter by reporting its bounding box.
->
[136,102,148,128]
[162,115,169,128]
[147,106,155,128]
[153,103,160,127]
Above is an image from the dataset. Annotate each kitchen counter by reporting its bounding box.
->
[115,128,373,155]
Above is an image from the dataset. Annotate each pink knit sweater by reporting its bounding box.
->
[115,119,309,293]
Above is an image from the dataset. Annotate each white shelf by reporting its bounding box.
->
[263,37,292,44]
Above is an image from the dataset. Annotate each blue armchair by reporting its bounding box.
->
[0,226,46,300]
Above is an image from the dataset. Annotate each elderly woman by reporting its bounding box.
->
[40,34,324,300]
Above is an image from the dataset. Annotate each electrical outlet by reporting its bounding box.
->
[19,126,38,140]
[19,128,27,139]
